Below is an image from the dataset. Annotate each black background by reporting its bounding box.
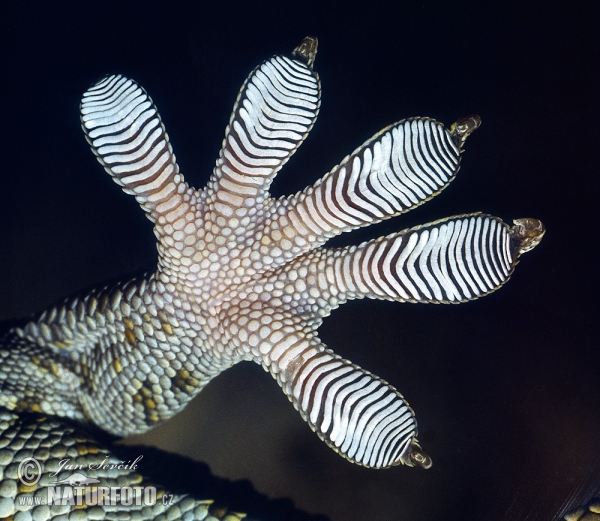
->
[0,1,597,520]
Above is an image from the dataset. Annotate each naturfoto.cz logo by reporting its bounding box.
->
[17,456,172,507]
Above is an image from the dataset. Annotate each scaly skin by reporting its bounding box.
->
[564,503,600,521]
[0,38,551,519]
[0,409,246,520]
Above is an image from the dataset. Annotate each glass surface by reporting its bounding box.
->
[0,2,596,520]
